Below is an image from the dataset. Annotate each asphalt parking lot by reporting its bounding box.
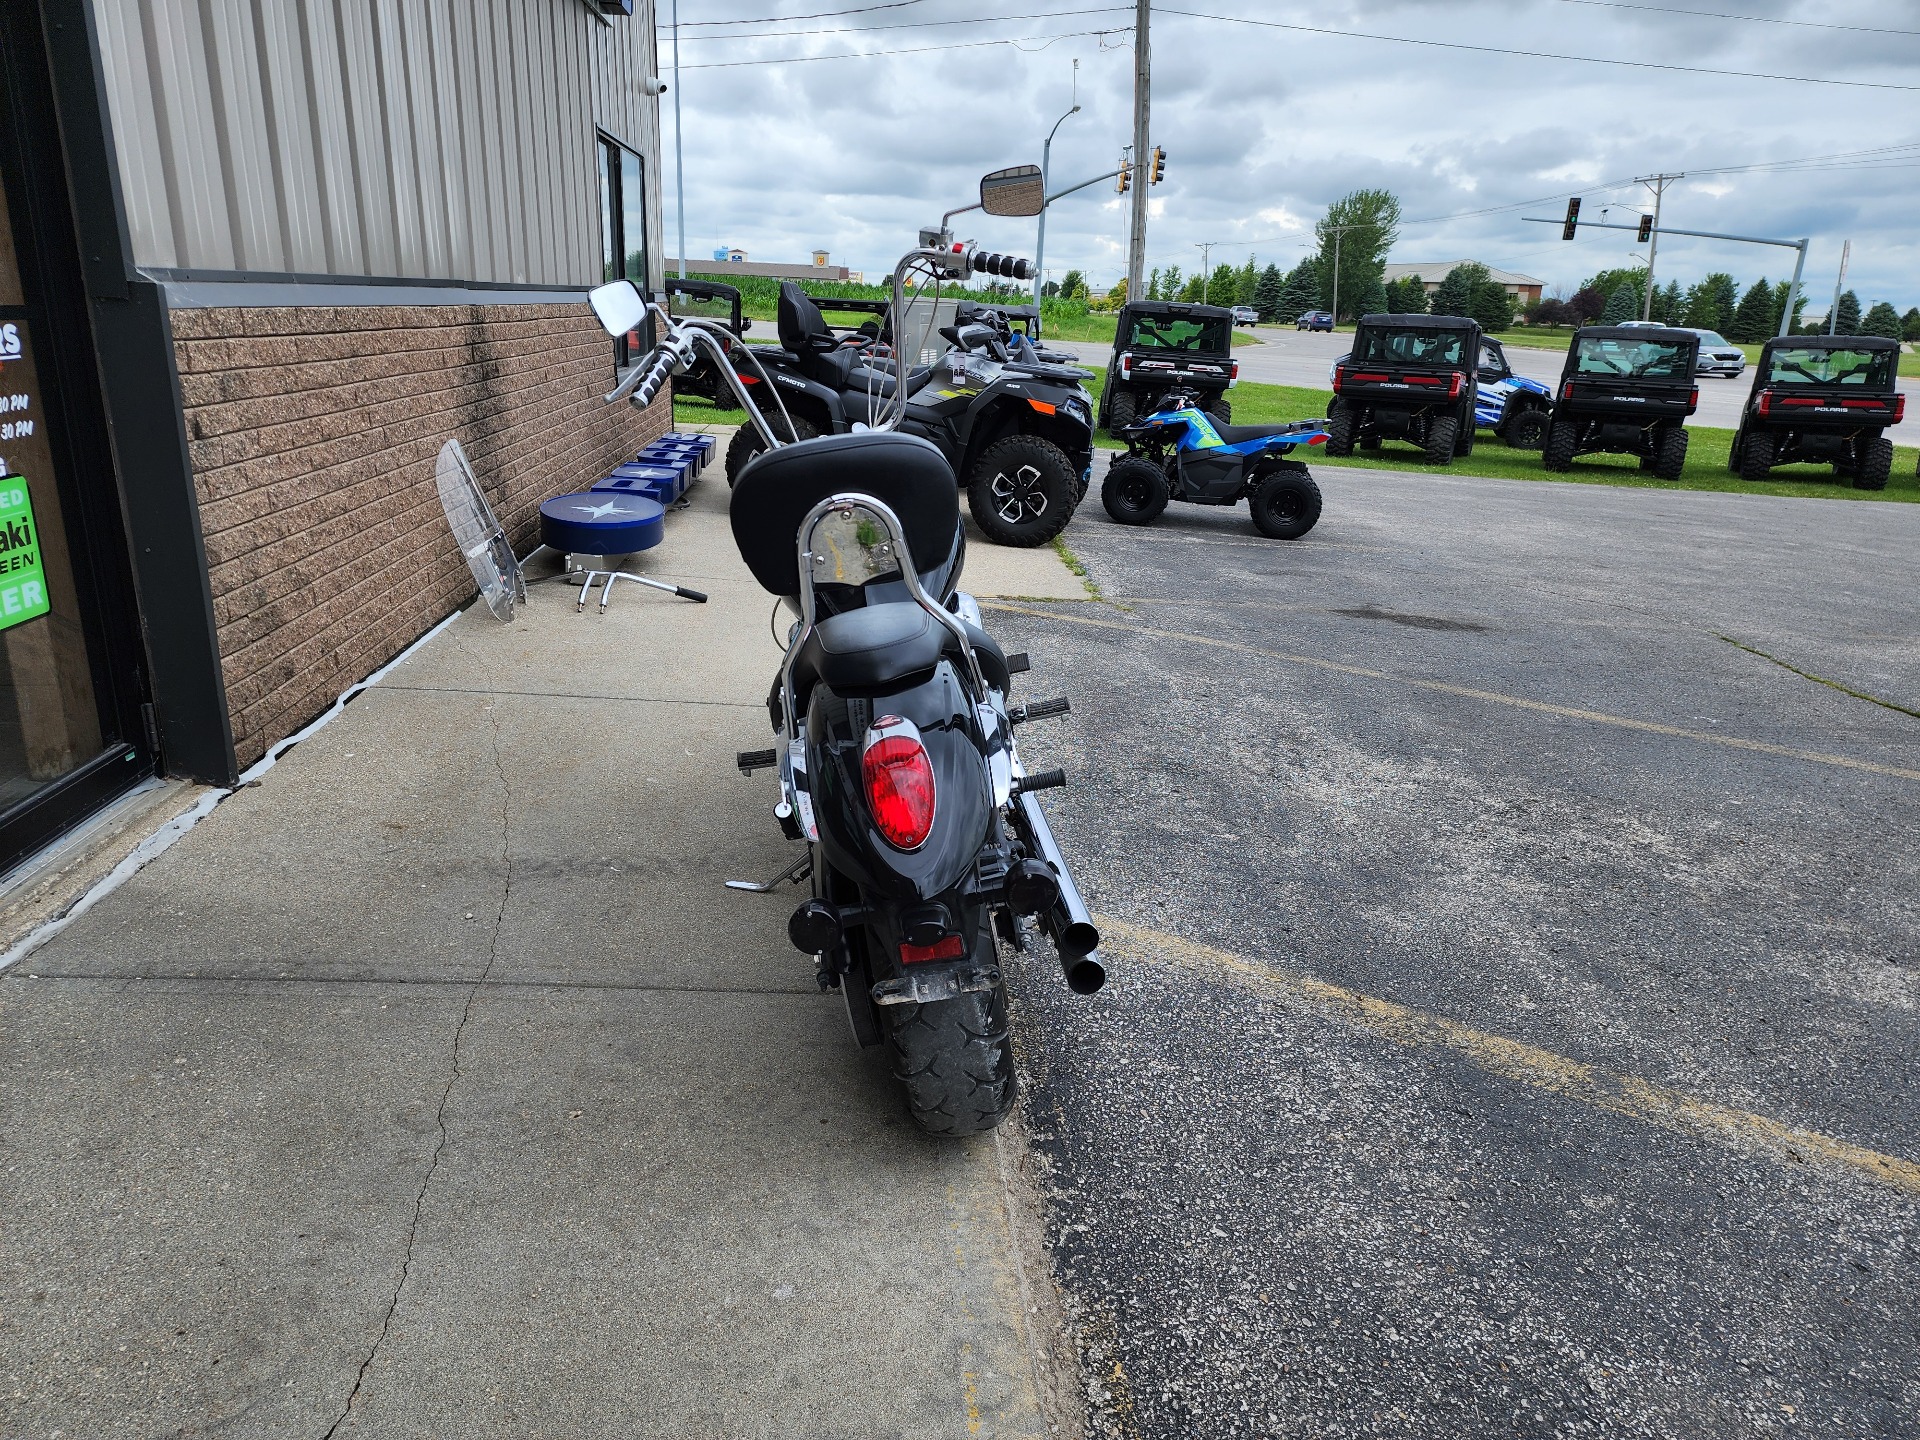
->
[993,465,1920,1437]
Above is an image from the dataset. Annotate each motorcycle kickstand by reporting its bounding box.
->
[725,852,812,893]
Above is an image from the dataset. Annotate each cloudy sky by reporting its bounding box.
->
[661,1,1918,316]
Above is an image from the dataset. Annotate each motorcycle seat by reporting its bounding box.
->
[793,603,1010,702]
[1208,420,1320,445]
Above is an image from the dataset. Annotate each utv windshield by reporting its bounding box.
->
[1572,336,1691,379]
[1352,327,1468,367]
[1127,314,1230,353]
[1764,346,1896,388]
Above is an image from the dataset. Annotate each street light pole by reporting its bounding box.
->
[672,0,686,280]
[1032,62,1080,307]
[1636,172,1682,320]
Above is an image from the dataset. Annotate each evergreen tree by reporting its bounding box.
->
[1601,283,1640,324]
[1235,256,1259,305]
[1834,290,1861,333]
[1902,307,1920,342]
[1860,302,1904,340]
[1179,272,1207,303]
[1429,261,1490,318]
[1253,263,1285,321]
[1650,280,1682,325]
[1683,273,1738,331]
[1383,276,1428,314]
[1726,278,1775,342]
[1470,280,1515,333]
[1582,267,1650,313]
[1276,257,1320,319]
[1767,280,1805,337]
[1352,272,1389,321]
[1145,267,1162,302]
[1160,265,1182,303]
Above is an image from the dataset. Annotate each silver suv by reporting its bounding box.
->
[1686,329,1746,377]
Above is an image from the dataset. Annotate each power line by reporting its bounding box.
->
[1156,10,1920,91]
[678,1,933,27]
[1544,0,1920,37]
[680,27,1123,68]
[680,7,1128,41]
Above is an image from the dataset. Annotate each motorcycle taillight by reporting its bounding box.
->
[863,718,935,851]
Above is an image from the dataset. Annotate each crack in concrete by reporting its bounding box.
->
[1716,634,1920,721]
[321,690,515,1438]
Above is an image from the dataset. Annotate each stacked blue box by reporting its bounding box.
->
[592,463,684,504]
[640,442,701,478]
[636,450,694,491]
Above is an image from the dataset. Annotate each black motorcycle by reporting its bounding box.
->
[585,167,1105,1135]
[721,278,1097,550]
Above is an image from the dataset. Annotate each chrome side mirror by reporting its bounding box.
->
[588,279,647,337]
[979,164,1044,218]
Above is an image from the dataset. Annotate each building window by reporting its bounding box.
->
[598,135,648,365]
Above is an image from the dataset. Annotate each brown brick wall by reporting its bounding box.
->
[171,303,668,768]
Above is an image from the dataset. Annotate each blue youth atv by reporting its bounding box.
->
[1329,333,1553,449]
[1101,388,1328,539]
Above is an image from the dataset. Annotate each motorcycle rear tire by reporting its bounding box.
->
[726,412,820,487]
[967,434,1078,548]
[884,982,1016,1137]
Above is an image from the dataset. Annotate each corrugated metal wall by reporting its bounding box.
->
[89,0,662,289]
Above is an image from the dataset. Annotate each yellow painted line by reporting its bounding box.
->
[1097,914,1920,1199]
[986,601,1920,783]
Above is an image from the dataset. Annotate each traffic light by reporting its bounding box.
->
[1150,146,1166,185]
[1561,197,1581,240]
[1117,160,1131,195]
[1636,213,1653,243]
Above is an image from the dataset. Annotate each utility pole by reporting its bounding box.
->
[1635,172,1682,319]
[672,0,686,279]
[1194,241,1213,303]
[1828,238,1850,335]
[1322,224,1364,325]
[1126,0,1150,299]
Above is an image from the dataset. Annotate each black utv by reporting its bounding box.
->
[1098,301,1238,429]
[1325,314,1480,464]
[1730,335,1904,490]
[661,278,750,407]
[1542,325,1700,480]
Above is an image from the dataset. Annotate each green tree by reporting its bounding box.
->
[1202,262,1239,305]
[1058,269,1086,301]
[1768,280,1805,337]
[1145,267,1162,302]
[1683,273,1738,331]
[1582,267,1649,316]
[1158,265,1182,302]
[1834,289,1862,333]
[1383,275,1428,314]
[1179,272,1207,303]
[1314,188,1402,321]
[1253,263,1285,321]
[1649,279,1682,325]
[1860,301,1904,340]
[1470,280,1515,333]
[1569,286,1606,324]
[1726,278,1775,342]
[1277,257,1320,319]
[1352,272,1389,321]
[1429,261,1490,318]
[1601,283,1640,324]
[1902,307,1920,342]
[1235,255,1259,305]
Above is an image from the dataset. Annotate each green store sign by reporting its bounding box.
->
[0,474,50,631]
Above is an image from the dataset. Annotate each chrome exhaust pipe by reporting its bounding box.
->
[1013,789,1106,995]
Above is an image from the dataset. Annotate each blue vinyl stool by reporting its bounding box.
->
[537,492,706,612]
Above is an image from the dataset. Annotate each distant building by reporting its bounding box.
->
[712,246,749,263]
[1384,262,1545,306]
[673,257,857,282]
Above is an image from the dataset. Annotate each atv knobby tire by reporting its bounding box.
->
[1208,397,1232,424]
[1423,414,1459,466]
[1106,389,1138,432]
[1727,430,1746,474]
[1740,429,1776,483]
[1325,404,1357,457]
[1651,425,1688,481]
[1542,419,1577,472]
[1248,466,1322,540]
[968,434,1078,547]
[726,411,820,486]
[1503,407,1549,450]
[1101,455,1171,526]
[883,984,1016,1136]
[1854,436,1893,491]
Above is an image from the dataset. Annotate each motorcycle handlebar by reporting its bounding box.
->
[970,251,1033,282]
[623,345,680,410]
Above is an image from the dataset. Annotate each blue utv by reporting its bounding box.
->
[1101,388,1328,539]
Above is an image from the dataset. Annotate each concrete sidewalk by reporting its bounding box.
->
[0,462,1089,1438]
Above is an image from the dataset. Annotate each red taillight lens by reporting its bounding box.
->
[1230,360,1240,381]
[863,732,935,850]
[901,935,965,964]
[1757,388,1774,415]
[1331,364,1346,392]
[1689,388,1699,409]
[1894,395,1907,423]
[1561,380,1574,401]
[1120,354,1132,375]
[1447,373,1464,399]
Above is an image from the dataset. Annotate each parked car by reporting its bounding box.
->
[1686,329,1746,378]
[1328,334,1552,448]
[1296,310,1334,332]
[1231,305,1259,327]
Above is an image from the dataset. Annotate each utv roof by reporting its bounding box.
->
[1574,325,1699,343]
[1358,313,1478,329]
[1760,333,1899,351]
[1120,300,1233,320]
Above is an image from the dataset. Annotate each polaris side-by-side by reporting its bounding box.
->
[1103,388,1328,539]
[1098,300,1240,429]
[1730,335,1904,489]
[1324,314,1480,464]
[582,166,1104,1136]
[1328,332,1551,449]
[1542,326,1700,480]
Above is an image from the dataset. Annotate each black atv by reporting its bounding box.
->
[1324,314,1479,464]
[1541,326,1700,480]
[954,300,1078,364]
[1730,335,1904,490]
[726,282,1096,547]
[1098,301,1238,430]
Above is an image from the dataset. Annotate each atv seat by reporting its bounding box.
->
[778,281,864,388]
[846,363,933,401]
[1209,420,1321,446]
[791,603,1010,703]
